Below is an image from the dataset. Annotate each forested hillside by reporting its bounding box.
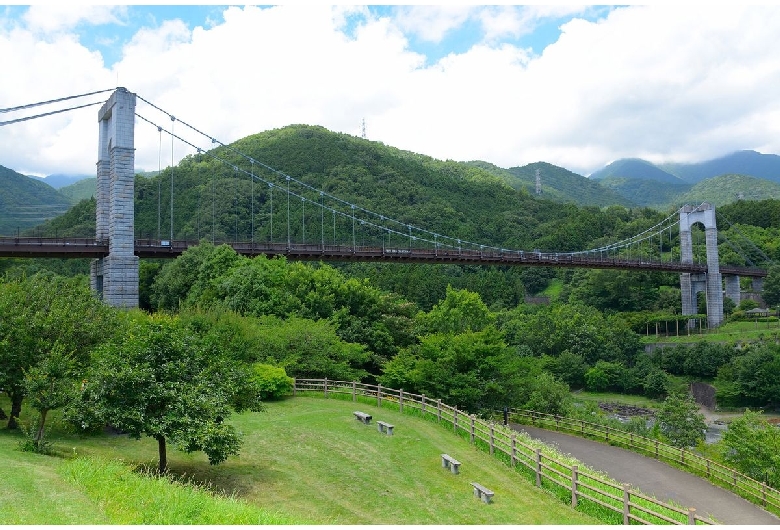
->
[15,125,780,309]
[0,165,72,234]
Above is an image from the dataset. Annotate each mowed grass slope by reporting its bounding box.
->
[0,396,598,525]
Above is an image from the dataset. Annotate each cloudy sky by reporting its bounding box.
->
[2,4,780,179]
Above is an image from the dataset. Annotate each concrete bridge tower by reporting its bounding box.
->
[90,87,139,308]
[679,203,722,327]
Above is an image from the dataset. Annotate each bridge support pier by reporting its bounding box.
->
[91,87,139,308]
[679,204,723,328]
[725,275,741,307]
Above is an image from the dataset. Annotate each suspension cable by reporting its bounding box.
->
[0,101,102,126]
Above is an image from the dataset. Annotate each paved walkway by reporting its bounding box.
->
[512,424,779,525]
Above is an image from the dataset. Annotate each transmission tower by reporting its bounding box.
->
[535,168,542,195]
[361,118,366,139]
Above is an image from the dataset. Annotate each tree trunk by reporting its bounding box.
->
[35,409,49,449]
[157,435,167,474]
[7,393,23,430]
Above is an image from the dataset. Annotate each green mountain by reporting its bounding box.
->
[599,175,692,208]
[675,174,780,207]
[0,165,72,235]
[471,161,632,207]
[588,158,683,184]
[59,178,97,203]
[661,150,780,184]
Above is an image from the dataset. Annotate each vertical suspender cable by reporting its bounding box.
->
[251,160,254,247]
[157,126,162,240]
[352,205,356,251]
[269,183,274,243]
[302,197,306,244]
[286,176,291,249]
[211,175,215,244]
[170,116,175,243]
[320,192,324,248]
[234,166,238,243]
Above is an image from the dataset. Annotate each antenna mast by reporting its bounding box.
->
[535,168,542,195]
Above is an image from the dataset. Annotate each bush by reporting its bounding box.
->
[252,363,294,400]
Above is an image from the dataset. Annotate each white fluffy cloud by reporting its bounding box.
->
[1,5,780,178]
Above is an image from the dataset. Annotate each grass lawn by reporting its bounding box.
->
[641,319,780,345]
[572,390,663,410]
[0,395,599,525]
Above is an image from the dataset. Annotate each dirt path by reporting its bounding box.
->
[512,424,780,525]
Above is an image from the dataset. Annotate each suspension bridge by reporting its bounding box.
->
[0,88,771,327]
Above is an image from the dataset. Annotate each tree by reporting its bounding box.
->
[655,392,706,448]
[23,343,77,451]
[0,273,115,429]
[70,312,262,473]
[761,264,780,308]
[720,410,780,488]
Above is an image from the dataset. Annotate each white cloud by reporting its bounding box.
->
[1,4,780,180]
[23,5,126,34]
[393,5,475,43]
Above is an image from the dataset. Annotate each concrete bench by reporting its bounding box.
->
[353,411,372,424]
[377,420,394,435]
[441,453,461,474]
[470,482,494,504]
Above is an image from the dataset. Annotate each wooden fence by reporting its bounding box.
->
[293,379,716,525]
[506,408,780,518]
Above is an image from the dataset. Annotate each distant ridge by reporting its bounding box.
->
[0,165,72,233]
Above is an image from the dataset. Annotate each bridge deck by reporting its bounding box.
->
[0,237,766,276]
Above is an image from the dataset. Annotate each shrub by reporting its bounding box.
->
[252,363,294,400]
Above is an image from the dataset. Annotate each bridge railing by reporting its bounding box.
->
[505,408,780,517]
[292,378,716,525]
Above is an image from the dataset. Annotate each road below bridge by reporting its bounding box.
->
[512,424,779,525]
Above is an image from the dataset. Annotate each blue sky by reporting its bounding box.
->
[2,5,780,178]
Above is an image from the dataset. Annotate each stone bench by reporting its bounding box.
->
[377,420,394,435]
[441,453,461,474]
[470,482,494,504]
[353,411,372,425]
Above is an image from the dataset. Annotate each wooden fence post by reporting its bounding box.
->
[622,484,630,525]
[763,482,767,507]
[324,378,328,397]
[680,448,685,465]
[535,448,542,487]
[630,432,634,446]
[351,381,356,402]
[470,415,475,444]
[399,388,404,413]
[454,409,458,432]
[377,384,382,407]
[489,424,495,455]
[571,465,578,508]
[580,419,584,435]
[422,394,426,414]
[293,378,297,397]
[687,508,696,525]
[706,459,710,478]
[437,399,442,423]
[733,470,737,487]
[655,439,659,459]
[606,426,610,443]
[555,415,560,430]
[510,435,517,466]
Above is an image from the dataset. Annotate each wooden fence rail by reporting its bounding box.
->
[293,379,717,525]
[506,408,780,517]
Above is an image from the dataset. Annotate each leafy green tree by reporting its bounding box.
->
[584,361,623,392]
[724,343,780,407]
[380,327,522,413]
[251,316,369,381]
[415,286,494,334]
[70,312,262,473]
[655,392,706,448]
[761,264,780,308]
[23,342,77,451]
[720,410,780,488]
[0,273,116,429]
[642,369,670,399]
